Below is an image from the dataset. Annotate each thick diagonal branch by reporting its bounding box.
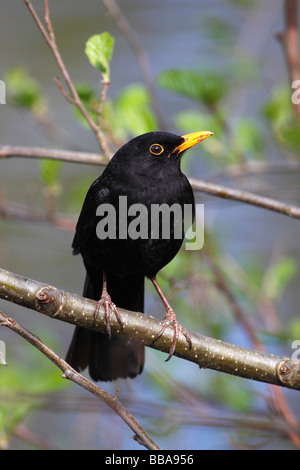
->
[0,267,299,390]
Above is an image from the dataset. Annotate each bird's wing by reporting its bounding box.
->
[72,182,110,255]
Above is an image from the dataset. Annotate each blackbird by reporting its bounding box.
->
[66,130,212,381]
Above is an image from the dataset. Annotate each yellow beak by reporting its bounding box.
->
[175,130,213,154]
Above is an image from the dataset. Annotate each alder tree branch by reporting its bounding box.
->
[0,309,160,451]
[0,267,299,391]
[2,145,300,221]
[189,178,300,220]
[0,145,106,165]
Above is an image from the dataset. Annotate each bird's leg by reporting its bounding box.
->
[94,271,123,339]
[150,277,192,361]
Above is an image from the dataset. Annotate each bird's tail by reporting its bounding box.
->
[66,271,145,381]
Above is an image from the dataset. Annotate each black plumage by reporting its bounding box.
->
[66,130,212,381]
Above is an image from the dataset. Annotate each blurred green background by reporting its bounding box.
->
[0,0,300,450]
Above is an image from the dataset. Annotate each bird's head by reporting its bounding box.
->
[109,130,213,177]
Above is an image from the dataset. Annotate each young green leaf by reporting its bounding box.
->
[158,69,227,108]
[40,159,63,190]
[5,67,45,111]
[263,257,297,302]
[85,32,114,81]
[115,84,158,136]
[233,119,264,159]
[263,86,300,155]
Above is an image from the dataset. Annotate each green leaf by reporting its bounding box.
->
[5,67,44,111]
[40,159,63,189]
[210,375,253,411]
[263,87,291,125]
[85,32,114,81]
[175,110,222,138]
[287,317,300,338]
[233,119,263,158]
[0,403,31,449]
[115,84,158,136]
[158,69,227,108]
[263,257,297,302]
[263,86,300,155]
[280,122,300,153]
[101,100,128,141]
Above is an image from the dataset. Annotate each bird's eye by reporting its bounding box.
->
[150,144,164,155]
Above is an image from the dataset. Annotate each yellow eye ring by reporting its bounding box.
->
[150,144,164,155]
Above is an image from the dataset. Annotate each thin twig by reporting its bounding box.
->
[0,309,160,450]
[0,145,107,165]
[97,80,111,146]
[54,77,76,105]
[190,178,300,220]
[277,0,300,121]
[2,144,300,220]
[24,0,112,158]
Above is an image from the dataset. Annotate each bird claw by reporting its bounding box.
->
[94,290,123,339]
[152,307,192,361]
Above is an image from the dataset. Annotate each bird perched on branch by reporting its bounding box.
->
[66,130,213,381]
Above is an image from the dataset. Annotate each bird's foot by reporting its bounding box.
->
[94,290,123,339]
[152,307,192,361]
